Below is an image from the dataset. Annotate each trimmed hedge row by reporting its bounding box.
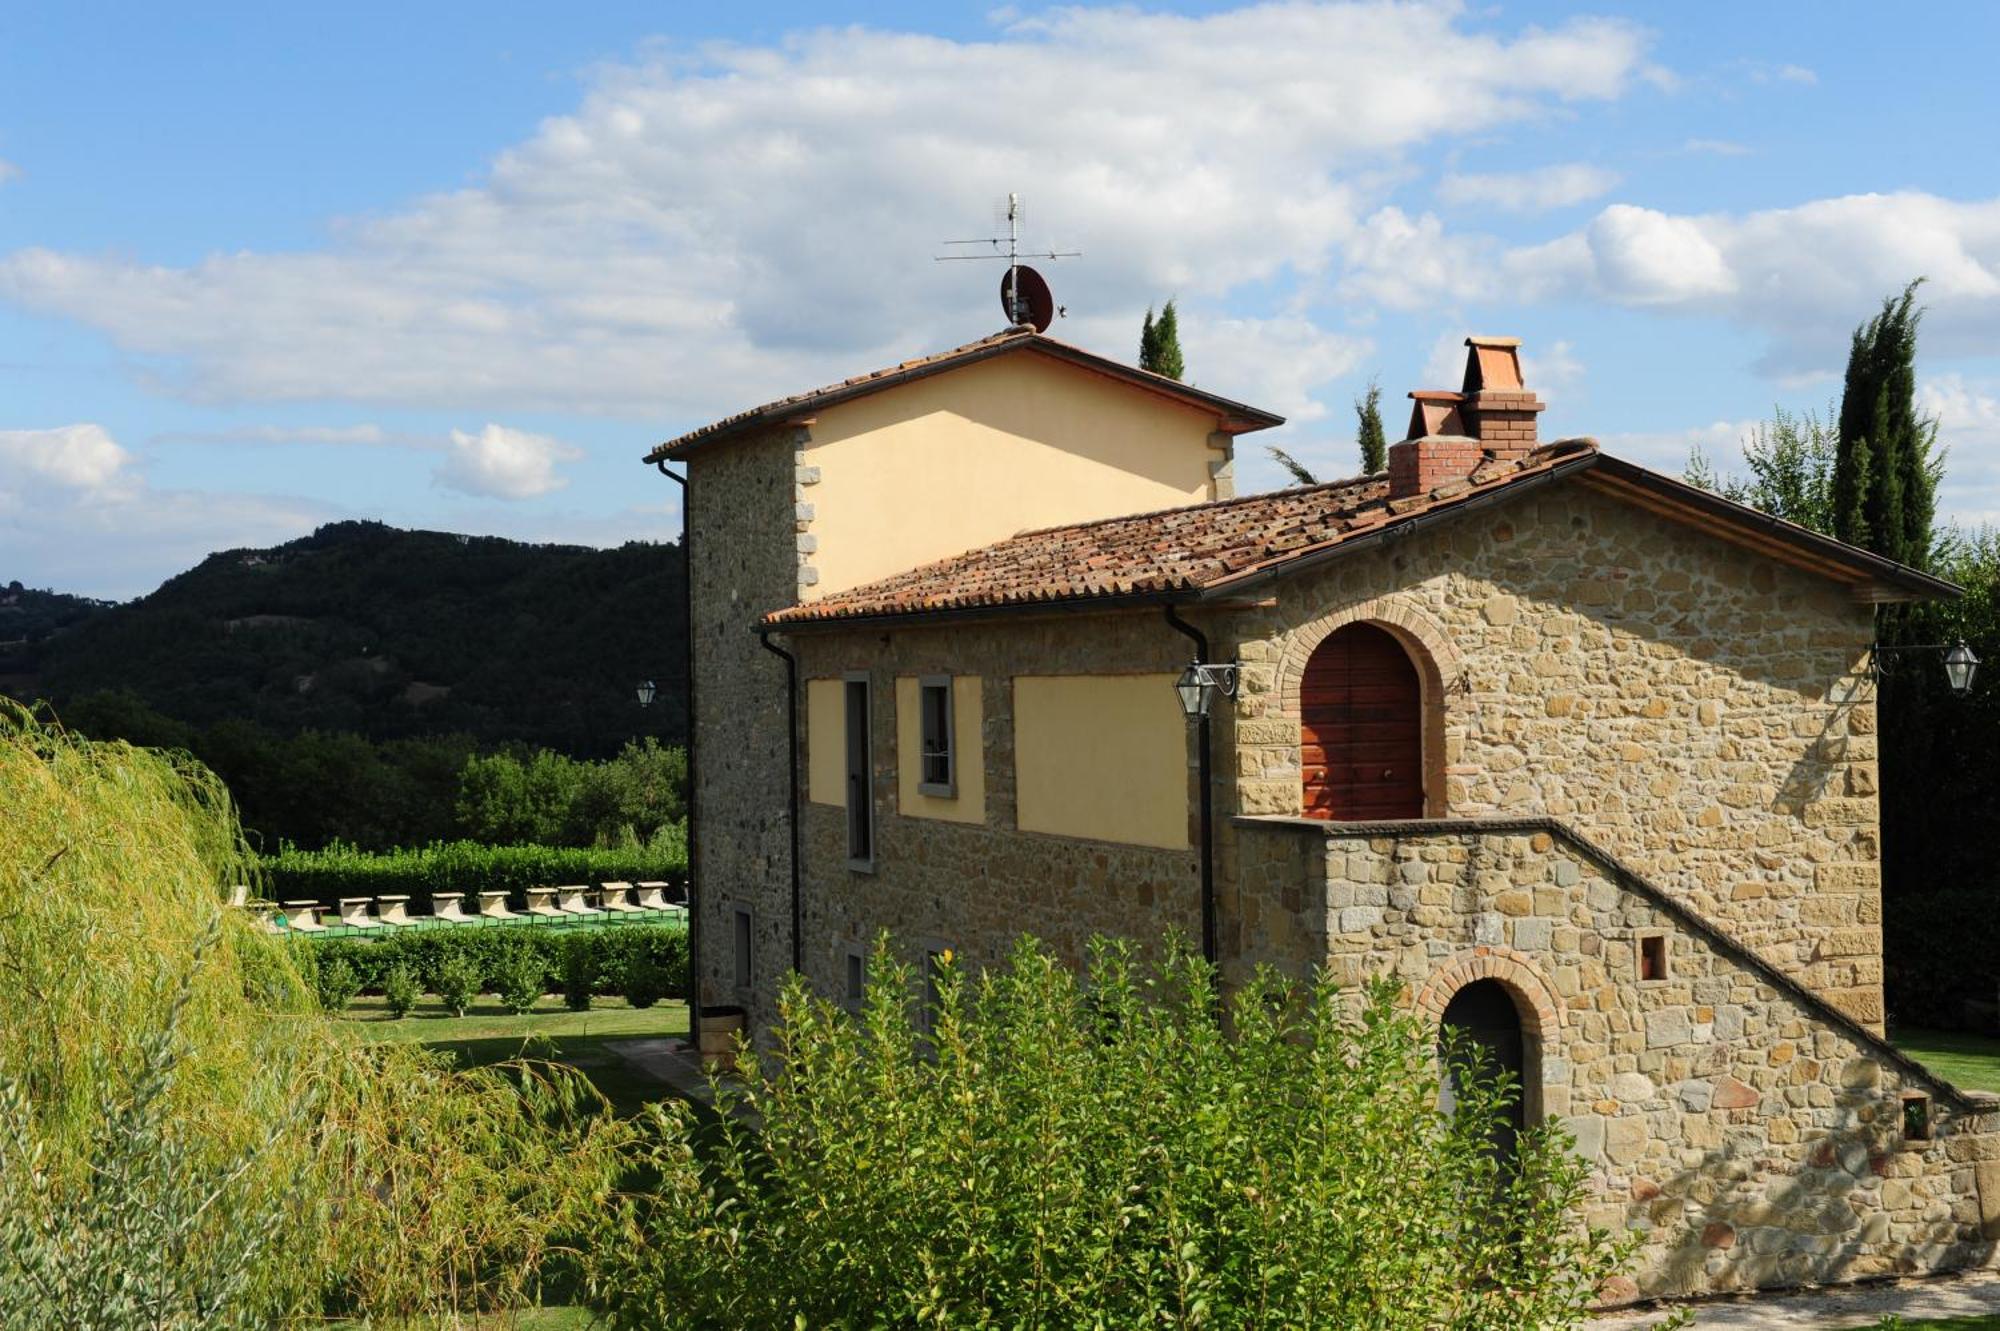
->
[1885,888,2000,1031]
[299,922,687,1003]
[257,834,688,914]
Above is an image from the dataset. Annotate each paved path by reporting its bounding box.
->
[1593,1271,2000,1329]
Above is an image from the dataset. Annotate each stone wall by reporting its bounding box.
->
[1220,480,1887,1024]
[687,425,807,1031]
[1233,816,2000,1301]
[785,612,1201,994]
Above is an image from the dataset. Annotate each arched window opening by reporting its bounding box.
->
[1439,978,1531,1170]
[1300,622,1424,820]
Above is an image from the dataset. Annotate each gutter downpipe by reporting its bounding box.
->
[654,460,701,1030]
[757,628,804,974]
[1163,603,1219,967]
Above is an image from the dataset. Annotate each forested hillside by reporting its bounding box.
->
[10,521,686,753]
[4,522,688,850]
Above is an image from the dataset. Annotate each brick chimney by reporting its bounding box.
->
[1386,336,1546,497]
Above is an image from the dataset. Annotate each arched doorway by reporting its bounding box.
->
[1300,622,1424,820]
[1439,979,1529,1169]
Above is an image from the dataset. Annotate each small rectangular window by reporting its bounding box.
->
[844,949,866,1012]
[733,908,753,990]
[918,677,956,797]
[1903,1093,1933,1142]
[1639,934,1668,982]
[845,676,874,867]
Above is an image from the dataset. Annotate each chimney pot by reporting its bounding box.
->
[1389,336,1548,496]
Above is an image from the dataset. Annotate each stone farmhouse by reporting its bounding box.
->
[646,326,1999,1302]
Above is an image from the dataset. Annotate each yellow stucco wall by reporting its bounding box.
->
[895,675,985,824]
[1014,673,1188,850]
[802,352,1227,598]
[806,677,846,806]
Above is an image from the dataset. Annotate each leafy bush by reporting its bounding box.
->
[586,936,1632,1330]
[382,962,419,1018]
[623,956,666,1010]
[313,956,363,1013]
[434,953,481,1017]
[562,937,595,1012]
[257,834,686,915]
[494,946,548,1015]
[300,924,686,1005]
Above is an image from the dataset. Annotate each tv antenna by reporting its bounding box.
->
[935,192,1079,333]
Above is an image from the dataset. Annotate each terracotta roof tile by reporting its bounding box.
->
[766,440,1599,626]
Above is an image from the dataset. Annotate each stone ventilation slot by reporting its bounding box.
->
[1387,336,1548,499]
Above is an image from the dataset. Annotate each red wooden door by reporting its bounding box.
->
[1301,623,1423,820]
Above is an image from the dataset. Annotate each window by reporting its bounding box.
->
[844,948,866,1012]
[918,676,956,797]
[845,676,874,867]
[1639,934,1668,982]
[733,908,753,991]
[1903,1093,1933,1143]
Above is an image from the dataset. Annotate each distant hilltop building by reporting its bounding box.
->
[646,325,1998,1303]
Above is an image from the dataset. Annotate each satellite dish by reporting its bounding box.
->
[1000,264,1056,333]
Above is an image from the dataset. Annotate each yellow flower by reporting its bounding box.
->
[939,949,954,965]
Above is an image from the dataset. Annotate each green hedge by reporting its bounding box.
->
[1885,888,2000,1030]
[257,833,687,914]
[299,923,687,1001]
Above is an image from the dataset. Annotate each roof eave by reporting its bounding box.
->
[643,332,1284,465]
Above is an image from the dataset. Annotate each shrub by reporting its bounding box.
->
[434,952,481,1017]
[257,835,688,915]
[623,956,666,1010]
[382,962,419,1018]
[313,956,363,1013]
[561,937,595,1012]
[494,946,547,1016]
[585,936,1633,1330]
[296,923,686,1007]
[1884,887,2000,1030]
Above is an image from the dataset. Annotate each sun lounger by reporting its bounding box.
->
[338,897,379,929]
[433,891,471,923]
[281,900,326,932]
[599,881,644,913]
[526,887,565,918]
[633,881,677,911]
[555,885,603,915]
[377,895,411,925]
[226,884,250,908]
[479,889,517,920]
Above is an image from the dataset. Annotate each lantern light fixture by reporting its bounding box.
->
[1175,660,1241,721]
[636,679,658,708]
[1868,639,1981,697]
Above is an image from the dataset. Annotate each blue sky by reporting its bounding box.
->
[4,1,2000,597]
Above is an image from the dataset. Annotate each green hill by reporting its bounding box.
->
[12,520,686,757]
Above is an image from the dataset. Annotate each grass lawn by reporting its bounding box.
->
[341,994,690,1116]
[1892,1026,2000,1094]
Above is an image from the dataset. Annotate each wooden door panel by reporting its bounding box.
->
[1300,623,1423,821]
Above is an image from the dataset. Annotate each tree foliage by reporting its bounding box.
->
[1685,405,1838,534]
[1832,281,1942,568]
[1266,445,1320,487]
[586,936,1632,1329]
[1357,376,1387,474]
[0,704,634,1325]
[1140,298,1185,380]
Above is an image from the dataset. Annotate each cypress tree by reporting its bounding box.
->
[1139,307,1158,371]
[1151,299,1186,381]
[1355,378,1386,473]
[1834,280,1937,568]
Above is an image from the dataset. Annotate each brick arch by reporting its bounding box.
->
[1413,947,1561,1125]
[1412,947,1563,1039]
[1278,595,1460,818]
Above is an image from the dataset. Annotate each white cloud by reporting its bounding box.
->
[1681,138,1751,157]
[1596,419,1762,477]
[0,159,19,186]
[1774,63,1817,85]
[155,423,396,447]
[0,423,134,497]
[0,423,331,597]
[0,4,1652,419]
[1436,163,1619,214]
[433,423,581,500]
